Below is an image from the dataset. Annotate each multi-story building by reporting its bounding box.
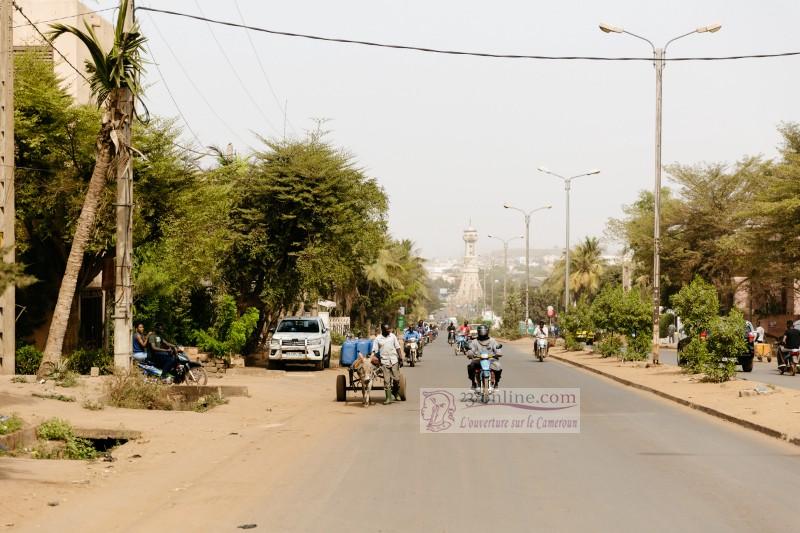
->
[14,0,114,105]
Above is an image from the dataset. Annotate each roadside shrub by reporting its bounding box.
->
[34,418,97,460]
[561,298,593,348]
[105,370,174,410]
[0,414,23,435]
[14,345,42,375]
[625,333,651,361]
[670,276,719,338]
[330,331,346,345]
[596,335,623,358]
[703,310,746,382]
[194,294,260,358]
[67,348,112,375]
[564,333,582,351]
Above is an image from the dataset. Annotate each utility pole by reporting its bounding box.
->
[504,204,551,329]
[0,0,13,374]
[113,0,135,369]
[488,234,522,310]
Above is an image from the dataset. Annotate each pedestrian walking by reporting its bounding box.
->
[667,323,676,344]
[372,323,402,405]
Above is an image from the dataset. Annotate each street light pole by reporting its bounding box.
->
[487,234,523,308]
[537,167,601,312]
[599,21,721,364]
[503,204,552,327]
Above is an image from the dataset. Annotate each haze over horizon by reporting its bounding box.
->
[82,0,800,258]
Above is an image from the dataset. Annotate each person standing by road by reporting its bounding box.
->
[755,321,766,344]
[667,323,676,344]
[372,323,402,405]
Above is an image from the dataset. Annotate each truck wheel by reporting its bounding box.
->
[314,359,324,371]
[336,374,346,402]
[398,373,407,401]
[324,345,332,368]
[267,359,283,370]
[740,358,754,373]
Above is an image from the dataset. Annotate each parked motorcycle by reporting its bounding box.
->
[137,348,208,385]
[534,337,549,361]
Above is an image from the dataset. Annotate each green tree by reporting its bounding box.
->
[670,276,719,338]
[41,0,147,371]
[499,284,523,339]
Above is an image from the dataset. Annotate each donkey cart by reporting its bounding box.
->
[335,338,406,403]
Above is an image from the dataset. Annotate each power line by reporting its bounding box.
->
[191,1,281,136]
[137,6,800,63]
[147,44,204,147]
[233,0,296,136]
[145,13,251,148]
[13,7,116,28]
[12,1,90,83]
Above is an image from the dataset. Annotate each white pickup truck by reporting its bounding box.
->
[267,317,332,370]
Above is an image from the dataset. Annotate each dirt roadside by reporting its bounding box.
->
[0,366,363,531]
[504,338,800,444]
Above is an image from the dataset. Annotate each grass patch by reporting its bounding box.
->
[32,392,76,402]
[105,370,175,410]
[33,418,98,460]
[193,392,228,412]
[10,375,28,384]
[81,398,105,411]
[55,370,79,388]
[0,414,24,435]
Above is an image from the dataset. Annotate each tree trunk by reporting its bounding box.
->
[38,105,115,374]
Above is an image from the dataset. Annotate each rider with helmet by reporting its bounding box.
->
[466,324,503,390]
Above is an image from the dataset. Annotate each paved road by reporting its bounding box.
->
[243,339,800,532]
[659,347,800,391]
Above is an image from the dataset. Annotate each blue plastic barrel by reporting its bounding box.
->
[340,340,358,367]
[357,339,373,359]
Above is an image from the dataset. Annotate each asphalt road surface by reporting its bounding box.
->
[244,339,800,533]
[658,347,800,391]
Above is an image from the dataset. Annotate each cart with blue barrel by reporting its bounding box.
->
[335,338,407,402]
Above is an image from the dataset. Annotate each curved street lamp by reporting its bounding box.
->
[537,167,600,312]
[503,204,552,325]
[487,234,524,307]
[599,21,721,364]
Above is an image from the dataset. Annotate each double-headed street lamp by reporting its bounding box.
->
[537,167,601,312]
[599,21,721,364]
[503,204,552,326]
[487,234,523,307]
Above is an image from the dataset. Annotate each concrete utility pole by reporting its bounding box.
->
[113,1,135,369]
[599,21,721,365]
[0,0,13,374]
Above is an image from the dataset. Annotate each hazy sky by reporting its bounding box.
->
[84,0,800,258]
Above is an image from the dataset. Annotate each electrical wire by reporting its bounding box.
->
[137,5,800,63]
[145,14,251,148]
[233,0,296,136]
[13,7,116,29]
[12,2,90,83]
[147,45,204,147]
[191,1,281,136]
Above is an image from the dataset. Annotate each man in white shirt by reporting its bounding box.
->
[372,323,402,405]
[756,321,766,344]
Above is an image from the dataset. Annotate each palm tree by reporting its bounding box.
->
[39,0,145,374]
[569,237,606,301]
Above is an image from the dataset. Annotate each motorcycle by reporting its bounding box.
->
[476,352,496,403]
[455,334,469,355]
[534,337,549,361]
[778,345,800,376]
[405,340,419,367]
[448,330,456,346]
[137,347,208,385]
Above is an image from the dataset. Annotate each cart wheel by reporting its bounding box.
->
[767,357,772,363]
[336,374,346,402]
[410,357,415,368]
[398,373,407,401]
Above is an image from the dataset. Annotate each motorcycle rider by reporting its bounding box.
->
[372,323,403,404]
[458,320,470,337]
[533,320,549,356]
[132,322,149,362]
[415,320,427,358]
[447,321,457,343]
[403,324,422,362]
[466,324,503,390]
[779,320,800,369]
[147,323,178,379]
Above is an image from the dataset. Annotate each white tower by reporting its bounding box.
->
[454,225,483,307]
